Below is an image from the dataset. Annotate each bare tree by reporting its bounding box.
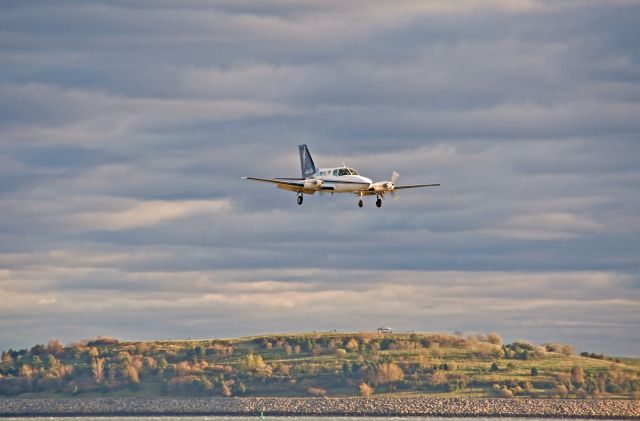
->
[125,364,140,384]
[46,339,64,356]
[91,358,105,384]
[19,364,35,390]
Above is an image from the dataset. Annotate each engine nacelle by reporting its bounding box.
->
[372,181,394,192]
[303,179,324,191]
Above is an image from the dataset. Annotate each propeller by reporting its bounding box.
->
[373,171,400,198]
[390,171,399,199]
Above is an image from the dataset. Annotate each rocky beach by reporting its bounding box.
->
[1,397,638,419]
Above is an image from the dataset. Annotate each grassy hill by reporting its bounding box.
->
[1,332,638,399]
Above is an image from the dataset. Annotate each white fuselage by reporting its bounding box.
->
[312,167,372,193]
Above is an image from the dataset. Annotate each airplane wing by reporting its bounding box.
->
[393,183,440,190]
[242,177,304,187]
[242,177,334,192]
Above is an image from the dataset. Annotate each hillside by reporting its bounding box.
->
[1,332,638,399]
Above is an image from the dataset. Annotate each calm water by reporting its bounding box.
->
[0,417,618,421]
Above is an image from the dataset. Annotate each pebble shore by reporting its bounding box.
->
[1,397,639,418]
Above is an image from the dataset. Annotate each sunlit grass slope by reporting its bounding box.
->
[1,332,638,399]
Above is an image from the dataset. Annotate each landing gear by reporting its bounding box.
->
[376,197,382,208]
[296,194,303,205]
[357,191,364,208]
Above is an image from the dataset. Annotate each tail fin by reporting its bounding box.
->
[298,144,317,179]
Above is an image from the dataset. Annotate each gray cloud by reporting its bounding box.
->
[0,0,639,355]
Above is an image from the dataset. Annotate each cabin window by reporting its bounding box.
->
[332,169,339,176]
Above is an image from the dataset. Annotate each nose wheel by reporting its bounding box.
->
[296,194,303,205]
[376,198,382,208]
[358,199,363,208]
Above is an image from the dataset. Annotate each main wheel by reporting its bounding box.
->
[297,195,303,205]
[376,198,382,208]
[358,199,363,208]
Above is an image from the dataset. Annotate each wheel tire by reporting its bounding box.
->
[358,200,363,208]
[376,198,382,208]
[297,195,303,205]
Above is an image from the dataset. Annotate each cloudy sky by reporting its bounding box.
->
[1,0,639,355]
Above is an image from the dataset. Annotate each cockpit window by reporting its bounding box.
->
[349,168,359,175]
[337,168,349,176]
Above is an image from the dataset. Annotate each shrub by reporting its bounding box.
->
[447,374,468,391]
[366,363,404,385]
[428,370,448,387]
[221,379,234,397]
[555,384,568,398]
[46,340,64,356]
[86,337,119,347]
[544,343,575,356]
[307,387,327,396]
[499,388,514,398]
[571,366,585,385]
[359,382,374,397]
[487,333,503,345]
[345,338,359,352]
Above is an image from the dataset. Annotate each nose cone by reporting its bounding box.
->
[359,176,373,187]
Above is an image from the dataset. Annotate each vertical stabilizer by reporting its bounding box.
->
[298,144,317,179]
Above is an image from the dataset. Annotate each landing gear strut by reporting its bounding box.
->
[376,197,382,208]
[296,194,303,205]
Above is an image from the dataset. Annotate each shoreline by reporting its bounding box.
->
[0,397,639,419]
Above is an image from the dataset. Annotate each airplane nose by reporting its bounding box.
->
[360,176,372,187]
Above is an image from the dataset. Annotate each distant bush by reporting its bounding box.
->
[345,338,359,352]
[365,363,404,386]
[555,384,569,398]
[487,333,503,345]
[307,387,327,396]
[359,382,374,397]
[446,374,468,391]
[499,388,514,398]
[86,337,120,347]
[503,342,535,360]
[571,366,585,385]
[165,375,213,395]
[544,343,575,356]
[580,351,604,360]
[428,370,448,387]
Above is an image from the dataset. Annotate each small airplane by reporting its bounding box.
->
[242,145,440,208]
